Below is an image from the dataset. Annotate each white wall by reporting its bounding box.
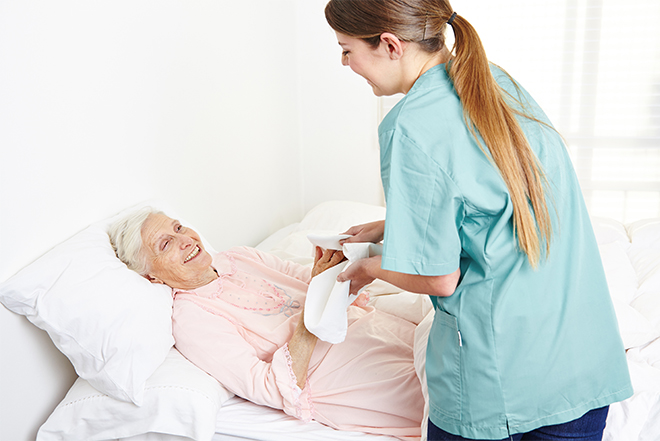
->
[0,0,301,282]
[0,0,383,283]
[0,1,382,439]
[295,0,384,211]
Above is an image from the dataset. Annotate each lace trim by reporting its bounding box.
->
[282,343,303,420]
[175,251,295,314]
[282,343,316,422]
[305,377,315,423]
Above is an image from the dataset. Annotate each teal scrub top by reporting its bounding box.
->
[379,64,633,439]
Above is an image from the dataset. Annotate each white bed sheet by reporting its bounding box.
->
[207,206,660,441]
[199,201,417,441]
[592,217,660,441]
[117,396,398,441]
[25,201,660,441]
[210,397,398,441]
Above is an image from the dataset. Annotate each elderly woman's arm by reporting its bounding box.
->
[288,318,318,389]
[287,248,346,389]
[172,247,348,419]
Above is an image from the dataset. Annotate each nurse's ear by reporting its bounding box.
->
[379,32,407,60]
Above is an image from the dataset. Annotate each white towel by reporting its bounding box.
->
[304,234,382,344]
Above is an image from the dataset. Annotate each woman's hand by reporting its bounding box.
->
[312,246,347,278]
[288,247,347,389]
[339,220,385,245]
[339,255,461,297]
[337,255,380,295]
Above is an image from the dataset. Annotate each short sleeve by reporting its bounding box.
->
[380,129,463,276]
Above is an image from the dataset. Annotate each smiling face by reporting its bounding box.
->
[336,31,451,96]
[141,213,216,290]
[336,32,402,96]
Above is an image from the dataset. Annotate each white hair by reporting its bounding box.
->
[107,207,163,275]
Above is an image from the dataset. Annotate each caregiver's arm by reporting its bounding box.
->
[288,248,347,389]
[340,220,385,244]
[338,255,460,297]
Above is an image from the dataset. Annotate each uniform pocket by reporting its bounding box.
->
[425,309,462,420]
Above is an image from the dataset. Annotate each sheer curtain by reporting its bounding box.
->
[379,0,660,223]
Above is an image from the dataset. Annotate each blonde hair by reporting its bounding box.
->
[325,0,552,267]
[107,207,163,275]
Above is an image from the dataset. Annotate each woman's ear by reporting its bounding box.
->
[143,273,165,284]
[380,32,406,60]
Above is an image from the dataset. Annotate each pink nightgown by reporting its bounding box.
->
[172,246,423,440]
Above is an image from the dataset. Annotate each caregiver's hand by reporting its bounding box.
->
[339,254,461,298]
[337,255,380,295]
[339,220,385,245]
[312,246,347,278]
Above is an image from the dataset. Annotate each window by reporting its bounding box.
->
[380,0,660,222]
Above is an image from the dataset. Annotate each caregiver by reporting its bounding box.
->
[324,1,632,440]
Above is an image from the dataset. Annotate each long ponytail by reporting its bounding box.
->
[325,0,553,267]
[448,13,552,267]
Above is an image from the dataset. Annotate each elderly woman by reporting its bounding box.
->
[108,207,424,441]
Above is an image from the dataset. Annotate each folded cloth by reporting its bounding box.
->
[304,234,383,344]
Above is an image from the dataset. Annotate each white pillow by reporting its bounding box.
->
[591,216,630,247]
[0,202,215,405]
[37,348,233,441]
[296,200,387,233]
[598,242,638,305]
[628,218,660,250]
[0,222,174,405]
[263,200,386,264]
[597,242,659,349]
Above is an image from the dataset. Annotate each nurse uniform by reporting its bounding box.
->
[378,64,633,439]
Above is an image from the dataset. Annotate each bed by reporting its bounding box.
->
[1,200,659,441]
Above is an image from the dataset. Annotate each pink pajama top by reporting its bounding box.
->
[172,246,423,440]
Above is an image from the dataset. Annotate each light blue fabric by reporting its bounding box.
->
[378,64,632,439]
